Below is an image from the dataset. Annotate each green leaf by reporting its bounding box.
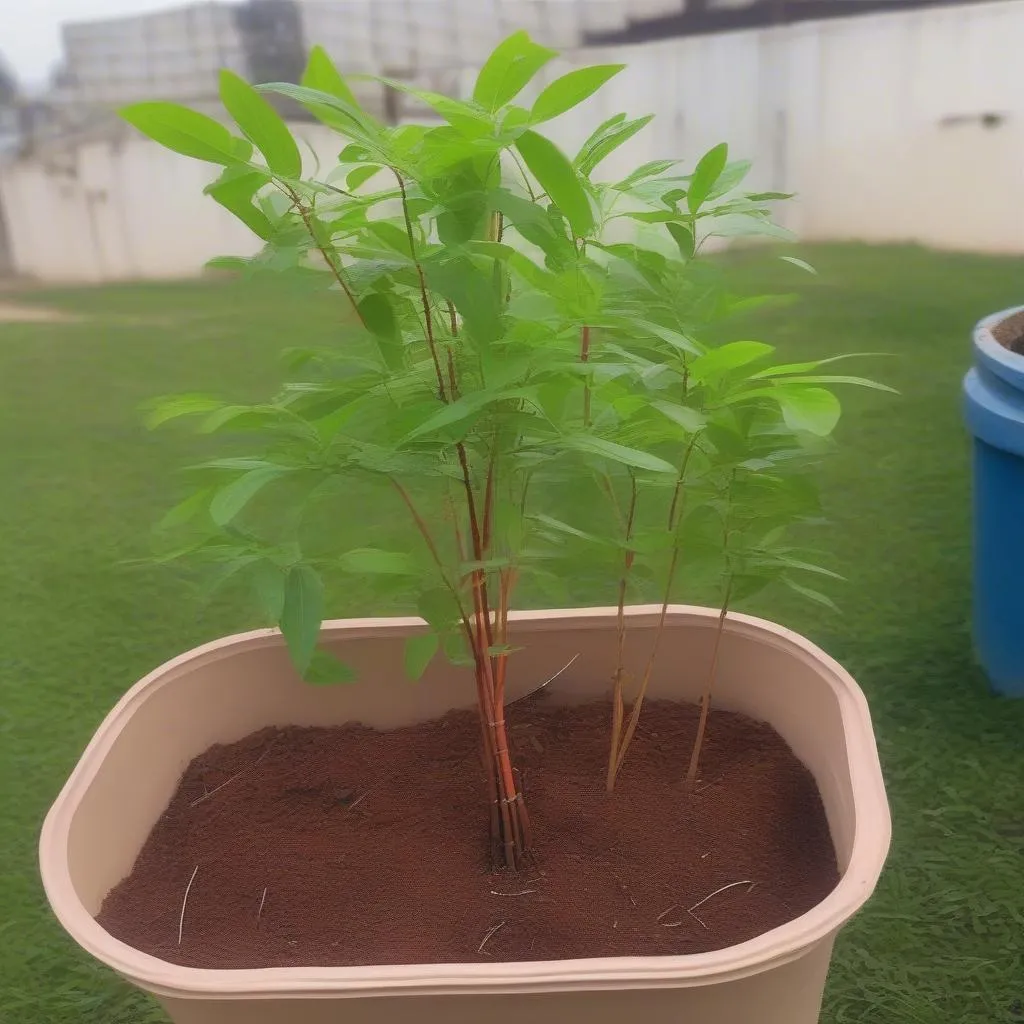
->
[304,649,357,685]
[771,375,897,393]
[205,166,274,240]
[575,114,653,176]
[708,159,753,200]
[666,222,695,260]
[774,555,844,580]
[530,512,604,544]
[531,65,625,123]
[614,159,679,189]
[156,489,212,530]
[562,435,677,474]
[750,354,876,379]
[515,131,593,238]
[491,188,574,261]
[779,255,817,275]
[280,564,324,675]
[687,142,729,214]
[616,210,685,224]
[783,577,840,612]
[376,79,495,138]
[347,164,381,190]
[651,401,706,434]
[630,320,702,356]
[403,388,535,443]
[404,631,439,681]
[120,102,247,164]
[357,292,403,370]
[301,45,360,110]
[691,341,774,379]
[423,255,502,344]
[338,548,416,575]
[473,31,556,112]
[250,560,285,621]
[417,587,462,633]
[219,70,301,178]
[258,83,382,153]
[143,393,222,429]
[209,466,288,526]
[775,387,842,436]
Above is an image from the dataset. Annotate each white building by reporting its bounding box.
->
[2,0,1023,282]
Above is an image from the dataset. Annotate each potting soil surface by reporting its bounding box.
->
[97,698,839,967]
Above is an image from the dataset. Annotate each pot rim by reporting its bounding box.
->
[974,305,1024,392]
[40,604,890,1000]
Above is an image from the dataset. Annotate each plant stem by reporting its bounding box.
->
[392,167,447,401]
[388,170,528,870]
[285,187,364,326]
[611,543,681,785]
[685,581,732,789]
[508,148,537,201]
[391,479,472,628]
[607,472,638,792]
[580,325,592,427]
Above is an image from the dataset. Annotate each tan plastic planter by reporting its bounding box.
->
[41,606,890,1024]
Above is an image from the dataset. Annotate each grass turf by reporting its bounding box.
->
[1,245,1022,1024]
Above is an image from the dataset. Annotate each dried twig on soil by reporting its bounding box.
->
[688,879,755,914]
[507,653,580,706]
[257,886,267,923]
[347,792,369,811]
[657,880,756,931]
[177,865,199,945]
[657,904,684,927]
[190,746,273,808]
[490,889,536,897]
[477,920,506,954]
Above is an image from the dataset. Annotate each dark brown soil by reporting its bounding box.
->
[993,309,1024,355]
[97,698,839,968]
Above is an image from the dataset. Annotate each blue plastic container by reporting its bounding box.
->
[963,306,1024,697]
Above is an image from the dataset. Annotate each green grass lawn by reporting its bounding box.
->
[2,245,1022,1024]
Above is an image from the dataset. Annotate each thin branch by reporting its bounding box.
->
[391,478,472,629]
[668,433,701,532]
[391,167,447,401]
[508,148,537,201]
[284,186,364,326]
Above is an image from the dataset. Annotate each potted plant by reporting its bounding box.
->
[40,33,891,1024]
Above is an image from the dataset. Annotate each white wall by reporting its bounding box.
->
[4,1,1024,282]
[0,124,343,283]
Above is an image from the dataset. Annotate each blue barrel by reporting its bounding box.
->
[963,306,1024,697]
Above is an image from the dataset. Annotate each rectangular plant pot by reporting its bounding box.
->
[40,606,890,1024]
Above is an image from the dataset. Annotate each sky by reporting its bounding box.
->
[0,0,241,87]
